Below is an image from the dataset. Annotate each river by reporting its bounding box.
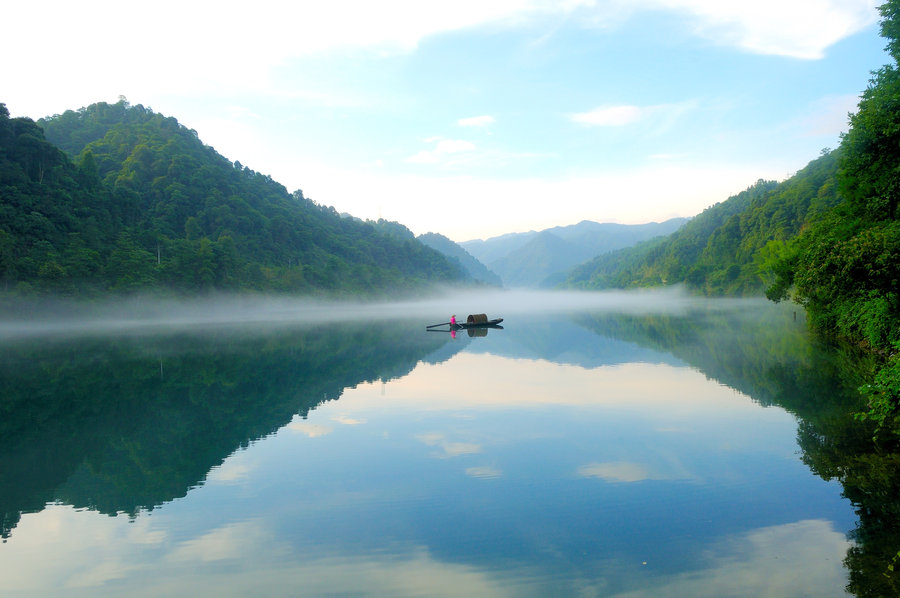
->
[0,290,896,597]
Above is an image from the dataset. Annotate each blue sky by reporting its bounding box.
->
[2,1,889,241]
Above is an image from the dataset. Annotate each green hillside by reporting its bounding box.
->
[566,179,770,291]
[0,100,466,296]
[564,151,842,296]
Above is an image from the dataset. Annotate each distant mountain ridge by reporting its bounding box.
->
[462,218,688,287]
[416,232,501,286]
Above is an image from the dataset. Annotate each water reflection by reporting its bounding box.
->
[0,298,896,596]
[0,320,450,539]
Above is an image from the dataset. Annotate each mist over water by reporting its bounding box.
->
[0,286,775,341]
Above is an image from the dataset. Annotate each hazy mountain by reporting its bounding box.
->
[461,218,688,288]
[460,230,539,266]
[490,231,582,288]
[417,232,501,286]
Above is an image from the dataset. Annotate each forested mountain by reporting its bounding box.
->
[0,100,467,296]
[462,218,687,287]
[565,151,841,295]
[416,232,501,286]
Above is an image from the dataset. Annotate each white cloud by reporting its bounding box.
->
[571,105,643,126]
[436,139,478,153]
[0,0,877,120]
[458,115,496,127]
[646,0,879,59]
[570,101,696,130]
[1,1,586,118]
[405,152,441,165]
[406,138,478,164]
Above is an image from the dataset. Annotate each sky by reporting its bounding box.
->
[1,0,891,241]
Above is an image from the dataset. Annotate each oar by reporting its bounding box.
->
[426,321,451,329]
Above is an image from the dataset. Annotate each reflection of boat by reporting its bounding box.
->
[459,324,501,337]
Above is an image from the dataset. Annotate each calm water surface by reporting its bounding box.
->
[0,293,893,596]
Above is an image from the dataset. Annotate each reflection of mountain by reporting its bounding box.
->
[570,304,899,598]
[463,316,683,368]
[421,333,471,364]
[572,303,870,418]
[0,322,448,539]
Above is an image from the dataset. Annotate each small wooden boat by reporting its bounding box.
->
[427,313,504,330]
[452,317,503,329]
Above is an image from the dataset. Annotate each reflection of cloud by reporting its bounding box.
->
[577,461,653,483]
[2,506,512,596]
[416,433,482,458]
[332,415,366,425]
[0,506,852,597]
[287,421,332,438]
[611,519,852,597]
[206,461,253,483]
[0,505,164,592]
[340,351,764,413]
[66,560,136,588]
[167,521,276,563]
[465,466,503,479]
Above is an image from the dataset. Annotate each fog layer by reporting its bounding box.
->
[0,287,776,340]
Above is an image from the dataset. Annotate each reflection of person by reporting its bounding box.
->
[450,314,457,327]
[450,329,456,339]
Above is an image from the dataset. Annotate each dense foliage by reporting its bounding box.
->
[765,1,900,439]
[0,100,466,296]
